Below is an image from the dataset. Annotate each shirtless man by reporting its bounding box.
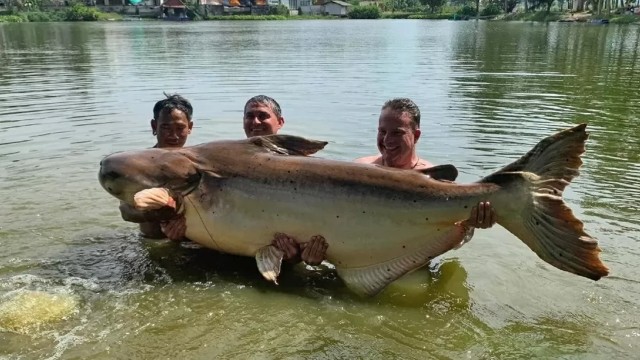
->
[279,98,497,266]
[354,97,496,231]
[242,95,327,265]
[243,95,285,137]
[118,93,193,239]
[150,95,325,265]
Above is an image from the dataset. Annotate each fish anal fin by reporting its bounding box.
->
[255,245,284,285]
[250,135,328,156]
[337,226,467,297]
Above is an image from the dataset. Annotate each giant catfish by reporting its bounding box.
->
[98,124,609,296]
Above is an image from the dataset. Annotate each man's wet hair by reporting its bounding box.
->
[244,95,282,118]
[153,93,193,121]
[382,98,421,129]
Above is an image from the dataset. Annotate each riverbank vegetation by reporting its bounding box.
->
[1,0,638,23]
[0,3,121,22]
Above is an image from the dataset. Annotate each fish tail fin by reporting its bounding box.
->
[480,124,609,281]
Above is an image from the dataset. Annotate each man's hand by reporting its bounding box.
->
[465,201,496,229]
[271,233,301,263]
[160,215,187,242]
[300,235,328,266]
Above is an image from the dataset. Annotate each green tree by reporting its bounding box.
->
[529,0,555,12]
[421,0,446,13]
[480,2,502,15]
[348,4,381,17]
[487,0,518,12]
[383,0,420,11]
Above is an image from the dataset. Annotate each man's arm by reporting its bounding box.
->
[120,188,188,241]
[160,215,188,242]
[119,201,178,223]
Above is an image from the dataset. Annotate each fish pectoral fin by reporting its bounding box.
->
[255,245,285,285]
[416,164,459,182]
[250,135,328,156]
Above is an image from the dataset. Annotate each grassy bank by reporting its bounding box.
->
[380,12,451,19]
[0,5,122,23]
[603,14,640,24]
[2,6,638,24]
[501,11,640,24]
[501,11,564,22]
[202,14,331,20]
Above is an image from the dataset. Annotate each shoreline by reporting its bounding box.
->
[1,6,639,24]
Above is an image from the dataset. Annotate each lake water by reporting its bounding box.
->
[0,20,639,359]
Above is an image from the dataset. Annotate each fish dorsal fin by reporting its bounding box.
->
[250,135,328,156]
[336,225,470,297]
[415,164,459,182]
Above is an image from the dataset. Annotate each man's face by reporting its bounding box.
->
[151,108,192,148]
[377,108,421,168]
[243,102,284,138]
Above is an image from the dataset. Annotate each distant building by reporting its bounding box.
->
[160,0,188,19]
[94,0,161,5]
[323,0,350,16]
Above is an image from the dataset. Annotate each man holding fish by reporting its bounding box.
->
[135,95,495,269]
[103,103,607,294]
[269,97,496,266]
[118,93,194,239]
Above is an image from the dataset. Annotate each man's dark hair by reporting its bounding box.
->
[244,95,282,118]
[153,93,193,121]
[382,98,421,128]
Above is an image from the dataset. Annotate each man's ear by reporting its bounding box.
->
[278,116,285,128]
[151,119,158,133]
[414,128,421,143]
[188,121,193,133]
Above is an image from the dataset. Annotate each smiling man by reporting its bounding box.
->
[355,98,496,230]
[354,98,431,170]
[243,95,284,137]
[241,95,328,266]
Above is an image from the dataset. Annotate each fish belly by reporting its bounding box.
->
[181,179,477,268]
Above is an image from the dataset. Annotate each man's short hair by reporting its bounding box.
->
[244,95,282,118]
[153,93,193,121]
[382,98,421,128]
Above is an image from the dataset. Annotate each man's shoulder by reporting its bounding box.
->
[413,159,436,170]
[353,155,382,164]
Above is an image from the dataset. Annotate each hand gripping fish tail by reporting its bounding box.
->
[479,124,609,281]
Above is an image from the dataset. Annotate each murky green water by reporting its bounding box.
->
[0,20,638,359]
